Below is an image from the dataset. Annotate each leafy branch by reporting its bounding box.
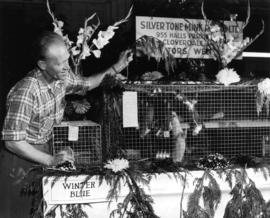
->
[223,167,267,218]
[103,166,159,218]
[184,170,221,218]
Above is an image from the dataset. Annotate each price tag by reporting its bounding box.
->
[122,92,139,128]
[68,126,79,141]
[163,131,170,138]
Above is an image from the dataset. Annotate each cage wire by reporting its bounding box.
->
[52,120,102,166]
[103,83,270,162]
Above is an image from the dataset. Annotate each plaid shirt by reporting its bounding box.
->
[2,68,90,144]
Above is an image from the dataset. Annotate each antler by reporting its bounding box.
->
[76,14,100,65]
[46,0,55,21]
[201,1,224,65]
[113,5,133,27]
[234,19,265,60]
[238,0,251,33]
[201,0,208,22]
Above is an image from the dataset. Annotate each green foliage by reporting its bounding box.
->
[223,169,267,218]
[186,188,208,218]
[203,173,221,217]
[185,170,222,218]
[224,168,238,189]
[105,168,159,218]
[256,90,270,117]
[62,204,89,218]
[256,165,270,181]
[105,171,126,204]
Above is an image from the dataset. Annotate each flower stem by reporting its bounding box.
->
[180,171,187,218]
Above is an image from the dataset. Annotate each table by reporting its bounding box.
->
[43,168,270,217]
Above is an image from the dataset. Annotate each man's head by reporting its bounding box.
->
[34,31,70,81]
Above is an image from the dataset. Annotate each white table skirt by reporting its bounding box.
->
[43,168,270,218]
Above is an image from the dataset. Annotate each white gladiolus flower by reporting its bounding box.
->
[104,158,129,173]
[105,25,118,38]
[258,78,270,95]
[76,27,94,46]
[81,45,91,59]
[92,50,101,58]
[92,37,109,50]
[63,35,73,47]
[53,20,64,36]
[53,25,63,36]
[78,28,84,34]
[47,0,132,77]
[76,33,84,46]
[71,47,80,56]
[209,25,223,42]
[210,25,220,33]
[216,68,240,86]
[93,26,118,49]
[57,20,64,28]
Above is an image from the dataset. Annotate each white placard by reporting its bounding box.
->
[122,91,139,128]
[43,175,119,205]
[136,16,243,59]
[68,125,79,141]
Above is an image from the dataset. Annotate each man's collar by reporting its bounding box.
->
[34,68,63,92]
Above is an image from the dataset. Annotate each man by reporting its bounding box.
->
[0,31,132,217]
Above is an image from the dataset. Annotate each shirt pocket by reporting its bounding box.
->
[38,100,55,136]
[39,113,54,136]
[55,108,65,125]
[54,97,66,124]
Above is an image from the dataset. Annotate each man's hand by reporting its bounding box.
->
[82,48,133,91]
[51,147,75,166]
[5,140,75,167]
[112,49,133,75]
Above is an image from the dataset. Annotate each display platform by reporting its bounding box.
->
[42,168,270,218]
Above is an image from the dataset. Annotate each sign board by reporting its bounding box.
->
[43,175,128,205]
[136,16,243,59]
